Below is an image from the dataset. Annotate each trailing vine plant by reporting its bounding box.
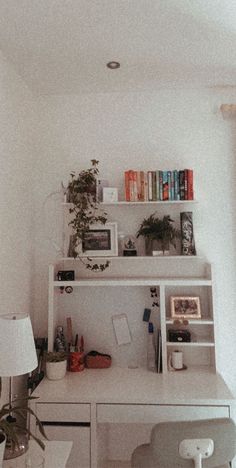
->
[66,159,110,272]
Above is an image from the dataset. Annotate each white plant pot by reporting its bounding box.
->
[46,360,67,380]
[0,433,6,468]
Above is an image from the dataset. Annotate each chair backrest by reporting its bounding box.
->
[149,418,236,467]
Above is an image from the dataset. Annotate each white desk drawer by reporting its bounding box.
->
[97,404,229,423]
[36,403,90,422]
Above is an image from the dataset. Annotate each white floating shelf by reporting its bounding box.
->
[166,341,215,347]
[60,255,200,261]
[101,200,197,205]
[63,200,197,207]
[166,319,214,325]
[54,277,212,287]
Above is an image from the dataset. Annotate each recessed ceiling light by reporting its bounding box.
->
[106,61,120,70]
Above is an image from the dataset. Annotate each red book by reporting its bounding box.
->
[124,170,134,201]
[187,169,194,200]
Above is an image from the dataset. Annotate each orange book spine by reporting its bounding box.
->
[187,169,194,200]
[124,170,131,201]
[132,171,138,202]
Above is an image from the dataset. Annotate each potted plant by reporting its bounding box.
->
[0,393,46,463]
[45,352,68,380]
[65,159,110,272]
[136,214,180,255]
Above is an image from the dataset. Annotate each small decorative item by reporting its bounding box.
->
[136,214,180,255]
[81,222,118,257]
[68,351,85,372]
[180,211,196,256]
[102,187,118,203]
[45,351,68,380]
[123,235,137,256]
[85,350,112,369]
[112,314,132,346]
[96,179,109,202]
[170,296,201,319]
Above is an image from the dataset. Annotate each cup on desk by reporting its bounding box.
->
[25,454,45,467]
[168,350,184,371]
[68,351,85,372]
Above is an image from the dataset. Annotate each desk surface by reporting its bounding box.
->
[3,441,73,468]
[34,366,235,406]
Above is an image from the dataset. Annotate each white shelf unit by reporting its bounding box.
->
[48,258,216,374]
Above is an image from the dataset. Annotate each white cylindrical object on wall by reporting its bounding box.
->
[171,350,183,369]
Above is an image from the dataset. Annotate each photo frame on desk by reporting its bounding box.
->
[170,296,201,319]
[81,222,118,257]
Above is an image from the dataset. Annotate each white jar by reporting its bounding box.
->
[46,360,67,380]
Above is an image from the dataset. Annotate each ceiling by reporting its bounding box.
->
[0,0,236,95]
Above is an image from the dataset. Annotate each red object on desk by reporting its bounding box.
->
[68,351,85,372]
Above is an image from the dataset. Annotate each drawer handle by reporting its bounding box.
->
[40,421,90,427]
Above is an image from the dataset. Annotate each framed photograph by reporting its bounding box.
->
[81,222,118,257]
[170,296,201,319]
[103,187,118,203]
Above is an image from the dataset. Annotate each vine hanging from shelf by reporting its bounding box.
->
[65,159,110,272]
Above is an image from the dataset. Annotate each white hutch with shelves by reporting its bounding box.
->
[31,199,235,468]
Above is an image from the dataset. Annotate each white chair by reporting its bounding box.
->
[131,418,236,468]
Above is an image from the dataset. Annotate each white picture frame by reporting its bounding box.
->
[81,222,118,257]
[102,187,118,203]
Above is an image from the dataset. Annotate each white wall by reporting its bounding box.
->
[0,51,36,403]
[32,88,236,395]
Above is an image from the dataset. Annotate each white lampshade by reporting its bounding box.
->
[0,313,38,376]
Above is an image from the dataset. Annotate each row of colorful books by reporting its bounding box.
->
[124,169,194,202]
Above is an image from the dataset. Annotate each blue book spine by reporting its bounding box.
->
[167,171,172,200]
[173,170,179,200]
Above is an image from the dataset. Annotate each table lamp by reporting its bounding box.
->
[0,313,38,459]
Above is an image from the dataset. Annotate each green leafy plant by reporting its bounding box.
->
[136,214,180,253]
[0,395,47,452]
[66,160,110,272]
[45,351,67,363]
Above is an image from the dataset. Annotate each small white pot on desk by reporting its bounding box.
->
[45,352,67,381]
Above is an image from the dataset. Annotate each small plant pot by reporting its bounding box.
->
[46,360,67,380]
[0,433,6,466]
[145,239,169,256]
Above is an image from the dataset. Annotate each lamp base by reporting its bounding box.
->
[4,432,29,460]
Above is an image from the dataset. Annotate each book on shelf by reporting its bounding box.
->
[162,171,169,201]
[156,329,162,373]
[159,171,163,201]
[148,171,153,201]
[124,168,194,202]
[179,170,185,200]
[152,171,157,201]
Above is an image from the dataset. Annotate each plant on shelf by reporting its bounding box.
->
[65,159,110,272]
[136,214,180,255]
[0,392,46,459]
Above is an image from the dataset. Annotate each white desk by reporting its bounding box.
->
[31,367,235,468]
[3,441,73,468]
